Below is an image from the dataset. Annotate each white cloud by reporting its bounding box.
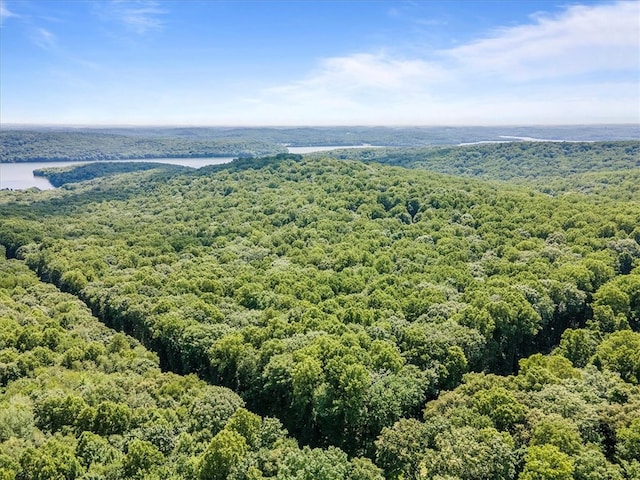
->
[32,27,57,50]
[446,0,640,81]
[101,0,167,35]
[244,1,639,125]
[0,1,18,21]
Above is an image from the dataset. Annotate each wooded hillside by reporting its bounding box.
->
[0,142,638,479]
[0,131,286,162]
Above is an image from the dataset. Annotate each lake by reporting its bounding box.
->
[0,157,236,190]
[0,146,378,190]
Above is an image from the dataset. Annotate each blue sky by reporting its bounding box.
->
[1,0,638,126]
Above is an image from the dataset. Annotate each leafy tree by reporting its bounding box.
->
[224,408,262,449]
[17,437,84,480]
[198,429,248,480]
[93,401,132,436]
[616,417,640,463]
[530,413,583,455]
[375,418,444,479]
[472,386,525,431]
[594,330,640,383]
[555,328,598,368]
[122,439,163,479]
[520,444,574,480]
[76,431,119,469]
[573,446,623,480]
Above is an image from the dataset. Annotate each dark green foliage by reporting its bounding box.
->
[1,139,639,478]
[316,141,640,185]
[0,130,286,162]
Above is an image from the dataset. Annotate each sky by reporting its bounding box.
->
[0,0,638,126]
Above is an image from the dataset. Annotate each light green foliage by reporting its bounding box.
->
[573,446,623,480]
[1,142,640,478]
[0,396,33,441]
[188,385,245,439]
[224,408,262,448]
[348,458,385,480]
[17,437,84,480]
[529,413,583,455]
[76,431,119,469]
[555,328,599,368]
[517,354,581,390]
[520,444,574,480]
[199,429,248,480]
[472,386,525,431]
[617,417,640,463]
[122,439,163,478]
[274,446,352,480]
[420,426,516,480]
[594,330,640,383]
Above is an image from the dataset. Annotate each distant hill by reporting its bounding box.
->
[312,140,640,183]
[0,130,287,162]
[2,124,638,152]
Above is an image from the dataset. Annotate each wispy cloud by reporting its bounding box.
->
[1,2,59,50]
[100,0,168,35]
[246,0,639,125]
[0,0,18,21]
[447,1,639,81]
[32,27,57,50]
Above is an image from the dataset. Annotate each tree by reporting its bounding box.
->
[17,437,84,480]
[594,330,640,383]
[275,446,350,480]
[594,284,630,318]
[530,414,582,455]
[198,429,247,480]
[375,418,445,479]
[122,439,163,478]
[224,408,262,449]
[425,426,515,480]
[349,458,384,480]
[188,386,244,439]
[555,329,598,368]
[93,401,132,436]
[573,446,623,480]
[617,417,640,463]
[472,387,525,432]
[76,431,118,469]
[520,444,574,480]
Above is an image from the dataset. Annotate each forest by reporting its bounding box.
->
[0,139,639,479]
[3,125,639,163]
[0,131,286,163]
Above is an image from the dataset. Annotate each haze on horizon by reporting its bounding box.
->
[1,0,638,127]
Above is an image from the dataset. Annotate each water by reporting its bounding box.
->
[0,157,236,190]
[0,146,381,190]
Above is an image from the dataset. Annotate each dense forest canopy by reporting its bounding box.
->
[0,140,639,479]
[0,256,382,479]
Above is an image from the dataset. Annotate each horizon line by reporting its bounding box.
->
[2,122,639,129]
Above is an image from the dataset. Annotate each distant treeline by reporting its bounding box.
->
[314,141,640,184]
[0,130,287,162]
[34,162,192,187]
[2,125,638,153]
